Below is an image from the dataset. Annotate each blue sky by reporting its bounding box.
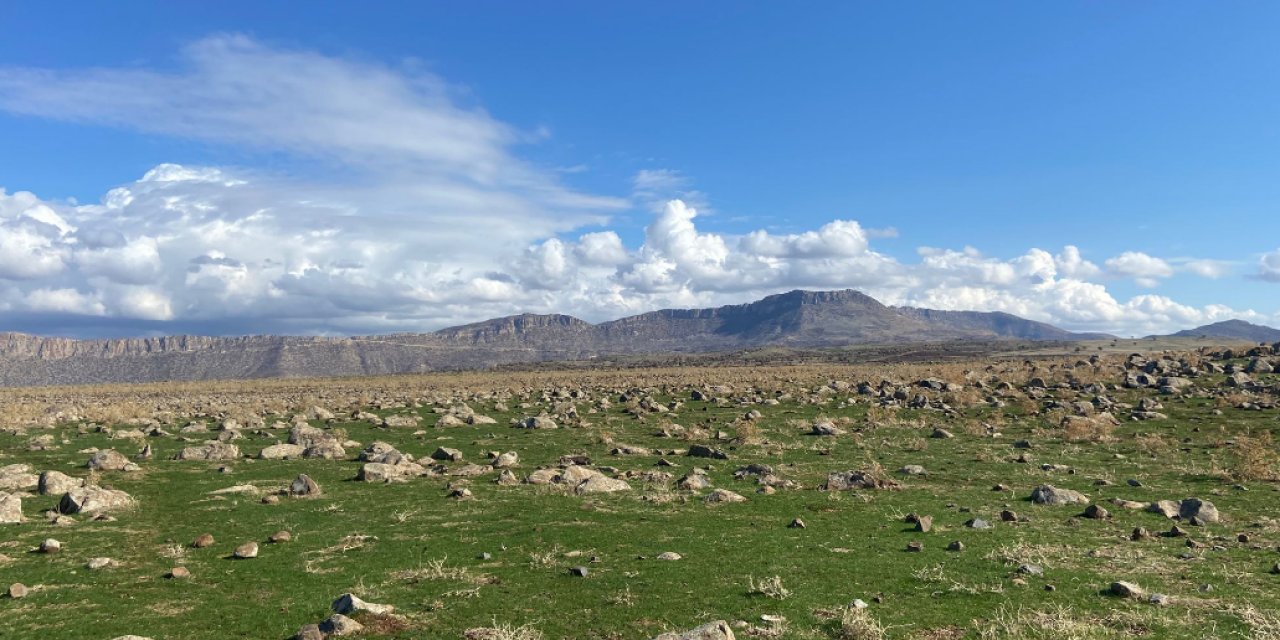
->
[0,2,1278,337]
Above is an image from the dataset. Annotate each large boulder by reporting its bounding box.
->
[176,443,241,461]
[1179,498,1220,523]
[38,471,83,495]
[0,464,39,492]
[58,486,135,515]
[0,493,22,524]
[1030,485,1089,506]
[258,443,307,460]
[87,450,135,471]
[575,475,632,495]
[517,416,558,429]
[824,470,901,491]
[357,462,423,483]
[652,621,735,640]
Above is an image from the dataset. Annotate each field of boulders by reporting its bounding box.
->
[1,344,1279,639]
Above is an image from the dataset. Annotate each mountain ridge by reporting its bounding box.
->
[0,288,1113,386]
[1153,319,1280,342]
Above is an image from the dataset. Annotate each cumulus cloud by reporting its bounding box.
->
[1257,249,1280,283]
[0,35,1269,339]
[1104,251,1174,287]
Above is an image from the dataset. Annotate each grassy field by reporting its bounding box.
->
[1,351,1278,639]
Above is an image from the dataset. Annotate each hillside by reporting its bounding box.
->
[0,289,1108,386]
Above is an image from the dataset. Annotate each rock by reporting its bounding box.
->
[575,475,632,495]
[1148,500,1181,519]
[87,449,133,471]
[809,422,843,436]
[39,538,61,553]
[1149,593,1172,606]
[192,533,215,548]
[1109,581,1145,598]
[258,443,307,460]
[86,557,114,570]
[289,474,321,497]
[492,451,520,468]
[167,567,191,579]
[650,621,736,640]
[58,486,134,515]
[966,518,992,530]
[1018,564,1044,577]
[930,428,954,439]
[8,583,28,599]
[176,442,241,461]
[824,470,900,491]
[1179,498,1220,523]
[914,515,933,533]
[357,462,424,483]
[431,447,464,462]
[688,445,728,459]
[1029,485,1089,506]
[788,518,806,529]
[38,471,82,495]
[269,530,292,543]
[947,541,965,552]
[332,593,395,616]
[319,614,364,636]
[703,489,747,504]
[294,624,324,640]
[569,566,589,577]
[906,541,924,552]
[232,541,258,559]
[0,464,38,492]
[899,465,927,476]
[303,441,347,459]
[518,416,558,429]
[0,493,22,524]
[657,552,683,561]
[1082,504,1110,519]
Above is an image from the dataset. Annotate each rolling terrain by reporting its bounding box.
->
[0,289,1114,386]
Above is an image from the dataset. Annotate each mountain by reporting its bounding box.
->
[0,289,1107,386]
[1159,320,1280,342]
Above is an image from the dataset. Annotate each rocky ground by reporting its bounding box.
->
[1,344,1279,639]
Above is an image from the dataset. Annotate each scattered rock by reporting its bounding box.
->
[1109,581,1145,598]
[232,541,258,559]
[289,474,321,497]
[1029,485,1089,506]
[650,620,736,640]
[332,593,395,616]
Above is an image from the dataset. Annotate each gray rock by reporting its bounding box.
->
[651,621,736,640]
[0,493,22,524]
[332,593,395,616]
[58,486,134,515]
[1179,498,1220,523]
[1029,485,1089,506]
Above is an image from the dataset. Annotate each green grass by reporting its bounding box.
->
[1,370,1279,639]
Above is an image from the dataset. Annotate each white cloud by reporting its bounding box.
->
[0,36,1269,339]
[1258,249,1280,283]
[1104,251,1174,287]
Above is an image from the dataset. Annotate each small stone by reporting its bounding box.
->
[1000,510,1018,522]
[966,518,992,530]
[788,518,806,529]
[1044,584,1056,592]
[569,566,589,577]
[1082,504,1110,519]
[1017,564,1044,577]
[906,541,924,552]
[1148,593,1171,606]
[167,567,191,579]
[914,515,933,533]
[8,583,28,599]
[269,530,292,543]
[947,541,965,552]
[1238,533,1250,543]
[656,551,682,561]
[232,541,258,559]
[261,495,280,505]
[38,538,61,554]
[1131,527,1152,541]
[478,552,492,560]
[849,598,869,609]
[86,557,113,570]
[192,533,215,548]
